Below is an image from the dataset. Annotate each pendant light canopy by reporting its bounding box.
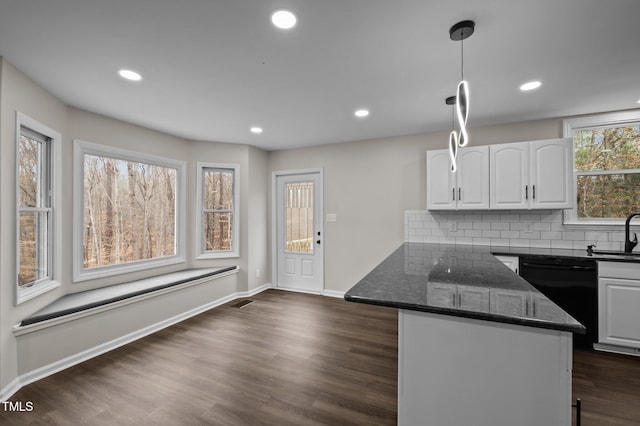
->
[448,20,475,173]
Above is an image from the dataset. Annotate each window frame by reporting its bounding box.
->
[15,112,62,304]
[195,162,240,259]
[73,140,186,282]
[563,110,640,226]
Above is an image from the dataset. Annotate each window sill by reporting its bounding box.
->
[196,252,240,260]
[73,256,186,283]
[17,279,61,305]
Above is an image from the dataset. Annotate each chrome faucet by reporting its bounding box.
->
[624,212,640,253]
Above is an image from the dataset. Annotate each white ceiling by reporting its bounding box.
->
[1,0,639,151]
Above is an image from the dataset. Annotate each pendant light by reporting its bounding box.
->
[448,20,475,173]
[446,96,457,172]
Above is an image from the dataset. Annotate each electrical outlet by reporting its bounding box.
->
[255,269,261,278]
[448,222,457,232]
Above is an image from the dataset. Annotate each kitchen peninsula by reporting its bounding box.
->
[345,243,585,426]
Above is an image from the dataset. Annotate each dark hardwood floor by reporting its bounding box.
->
[1,289,639,425]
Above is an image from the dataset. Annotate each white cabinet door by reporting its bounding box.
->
[490,138,573,210]
[490,142,529,209]
[598,276,640,349]
[427,147,489,210]
[426,149,456,210]
[457,147,490,210]
[530,138,573,209]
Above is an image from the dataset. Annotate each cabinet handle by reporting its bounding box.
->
[525,185,529,200]
[532,300,536,317]
[458,188,461,201]
[525,299,529,316]
[452,188,456,201]
[532,185,536,200]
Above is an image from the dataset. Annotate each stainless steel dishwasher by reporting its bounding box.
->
[519,256,598,349]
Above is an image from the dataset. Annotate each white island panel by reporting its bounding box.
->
[398,309,572,426]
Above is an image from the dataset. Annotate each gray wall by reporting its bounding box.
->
[267,118,562,293]
[0,58,270,393]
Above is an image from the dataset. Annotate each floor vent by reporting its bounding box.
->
[231,299,254,309]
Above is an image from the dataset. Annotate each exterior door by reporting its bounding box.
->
[275,171,323,292]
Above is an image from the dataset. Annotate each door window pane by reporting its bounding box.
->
[285,181,314,254]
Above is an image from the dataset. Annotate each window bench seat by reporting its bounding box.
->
[20,267,238,327]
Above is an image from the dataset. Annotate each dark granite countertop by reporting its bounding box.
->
[344,243,586,334]
[489,245,640,263]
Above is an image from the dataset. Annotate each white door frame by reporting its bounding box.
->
[271,168,324,293]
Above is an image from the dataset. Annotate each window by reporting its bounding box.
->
[16,113,61,304]
[196,163,239,258]
[74,140,185,281]
[564,110,640,224]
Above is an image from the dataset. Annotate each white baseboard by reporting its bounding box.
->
[272,286,345,299]
[594,343,640,357]
[322,289,345,298]
[0,378,21,403]
[2,284,271,402]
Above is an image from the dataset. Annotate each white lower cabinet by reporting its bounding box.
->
[598,262,640,350]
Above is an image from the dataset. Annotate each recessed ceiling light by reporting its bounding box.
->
[354,109,370,118]
[118,69,142,81]
[250,127,263,134]
[271,10,297,29]
[520,80,542,91]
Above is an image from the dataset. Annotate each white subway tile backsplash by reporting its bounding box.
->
[405,210,626,252]
[541,231,562,240]
[472,222,491,230]
[510,239,530,248]
[551,240,574,250]
[501,231,520,239]
[491,222,510,231]
[530,239,552,249]
[482,230,501,238]
[472,238,492,246]
[562,231,585,241]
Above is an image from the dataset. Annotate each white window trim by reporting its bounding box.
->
[195,162,240,259]
[563,109,640,226]
[15,112,62,304]
[73,140,186,282]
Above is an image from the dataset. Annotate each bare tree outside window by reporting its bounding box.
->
[18,133,50,287]
[203,168,234,252]
[574,125,640,219]
[82,154,177,268]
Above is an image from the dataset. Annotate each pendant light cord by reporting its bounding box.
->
[461,32,464,81]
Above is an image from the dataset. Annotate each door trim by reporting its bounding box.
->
[271,168,324,292]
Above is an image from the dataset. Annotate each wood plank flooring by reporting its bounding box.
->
[1,289,639,425]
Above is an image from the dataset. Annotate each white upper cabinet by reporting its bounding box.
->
[490,138,573,210]
[426,149,456,209]
[529,139,573,208]
[427,146,489,210]
[489,143,529,209]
